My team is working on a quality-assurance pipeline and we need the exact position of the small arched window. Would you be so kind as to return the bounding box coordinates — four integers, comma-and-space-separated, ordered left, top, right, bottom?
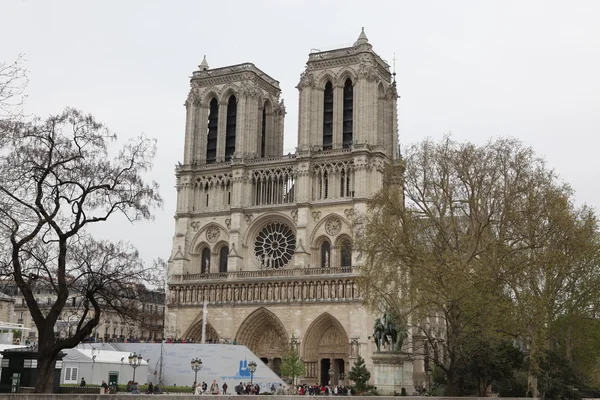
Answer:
323, 81, 333, 150
225, 95, 237, 161
321, 241, 331, 268
342, 78, 353, 148
341, 240, 352, 267
201, 248, 211, 274
219, 246, 229, 273
206, 98, 219, 163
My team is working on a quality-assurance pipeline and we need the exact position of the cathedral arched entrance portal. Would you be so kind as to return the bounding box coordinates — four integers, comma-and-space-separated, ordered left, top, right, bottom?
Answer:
302, 313, 350, 386
235, 308, 289, 376
182, 317, 220, 343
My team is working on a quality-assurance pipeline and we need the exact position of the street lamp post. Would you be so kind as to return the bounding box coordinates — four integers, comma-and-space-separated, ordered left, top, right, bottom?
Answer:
91, 355, 96, 384
128, 352, 143, 382
248, 361, 257, 385
191, 358, 203, 386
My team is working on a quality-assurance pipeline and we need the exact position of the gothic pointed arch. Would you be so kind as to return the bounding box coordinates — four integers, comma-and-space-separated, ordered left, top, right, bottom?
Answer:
199, 87, 220, 105
182, 314, 220, 342
219, 245, 229, 273
309, 213, 351, 245
260, 99, 273, 158
314, 235, 332, 268
190, 223, 229, 252
303, 312, 349, 359
302, 312, 350, 385
315, 70, 337, 88
201, 248, 211, 274
335, 234, 353, 268
225, 94, 237, 161
336, 68, 357, 87
206, 97, 219, 164
188, 241, 209, 274
235, 307, 289, 359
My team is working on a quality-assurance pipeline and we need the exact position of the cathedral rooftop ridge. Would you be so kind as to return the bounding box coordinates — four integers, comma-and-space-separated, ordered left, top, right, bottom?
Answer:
191, 62, 280, 90
307, 36, 390, 75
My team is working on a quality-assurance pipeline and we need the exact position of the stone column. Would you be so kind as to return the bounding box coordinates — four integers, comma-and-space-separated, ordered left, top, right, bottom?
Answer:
196, 104, 209, 164
333, 84, 343, 148
183, 96, 196, 165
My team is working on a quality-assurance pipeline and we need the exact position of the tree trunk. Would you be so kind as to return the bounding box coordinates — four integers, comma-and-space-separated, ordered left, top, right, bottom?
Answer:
445, 371, 461, 396
35, 340, 58, 393
565, 325, 573, 362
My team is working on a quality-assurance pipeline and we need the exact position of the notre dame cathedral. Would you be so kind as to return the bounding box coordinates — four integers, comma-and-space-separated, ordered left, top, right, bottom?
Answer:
165, 29, 414, 393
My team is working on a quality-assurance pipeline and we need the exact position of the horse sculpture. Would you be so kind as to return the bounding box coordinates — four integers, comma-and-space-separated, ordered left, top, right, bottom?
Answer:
373, 313, 408, 352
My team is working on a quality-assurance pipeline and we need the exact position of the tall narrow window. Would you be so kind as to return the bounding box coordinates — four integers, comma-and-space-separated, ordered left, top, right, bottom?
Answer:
321, 241, 331, 268
341, 240, 352, 267
260, 107, 267, 158
342, 79, 353, 148
225, 95, 237, 161
323, 81, 333, 150
219, 246, 229, 273
206, 98, 218, 163
201, 248, 211, 274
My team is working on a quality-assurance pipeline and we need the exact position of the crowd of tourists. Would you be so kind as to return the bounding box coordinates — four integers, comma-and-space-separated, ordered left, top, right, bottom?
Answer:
81, 336, 234, 344
296, 384, 353, 396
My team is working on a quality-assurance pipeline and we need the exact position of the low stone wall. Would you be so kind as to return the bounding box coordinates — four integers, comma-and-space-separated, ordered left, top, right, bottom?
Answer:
0, 396, 533, 400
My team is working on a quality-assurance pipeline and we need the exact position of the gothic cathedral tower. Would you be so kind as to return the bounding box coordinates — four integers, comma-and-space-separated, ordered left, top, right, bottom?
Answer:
166, 29, 407, 393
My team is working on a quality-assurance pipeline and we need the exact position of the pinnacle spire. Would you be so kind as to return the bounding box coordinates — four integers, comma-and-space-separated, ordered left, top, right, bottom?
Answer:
199, 55, 209, 71
355, 27, 369, 45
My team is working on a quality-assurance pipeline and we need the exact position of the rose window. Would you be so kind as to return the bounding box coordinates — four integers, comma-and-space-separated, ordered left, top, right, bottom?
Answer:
254, 222, 296, 269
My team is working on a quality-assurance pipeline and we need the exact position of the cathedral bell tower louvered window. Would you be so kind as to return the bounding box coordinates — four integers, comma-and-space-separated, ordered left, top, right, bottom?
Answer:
206, 98, 219, 164
323, 81, 333, 150
260, 107, 266, 158
342, 79, 353, 148
225, 95, 237, 161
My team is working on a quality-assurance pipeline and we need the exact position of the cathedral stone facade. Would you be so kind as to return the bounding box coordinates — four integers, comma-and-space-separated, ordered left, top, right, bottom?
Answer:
165, 29, 405, 389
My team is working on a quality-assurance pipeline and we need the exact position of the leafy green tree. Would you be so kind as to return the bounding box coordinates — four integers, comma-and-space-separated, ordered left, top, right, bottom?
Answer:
537, 349, 583, 400
355, 136, 600, 396
280, 346, 304, 386
348, 355, 372, 393
464, 338, 524, 396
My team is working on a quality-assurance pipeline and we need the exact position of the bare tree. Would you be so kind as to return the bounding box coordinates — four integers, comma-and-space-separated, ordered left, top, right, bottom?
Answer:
0, 108, 162, 392
0, 55, 28, 118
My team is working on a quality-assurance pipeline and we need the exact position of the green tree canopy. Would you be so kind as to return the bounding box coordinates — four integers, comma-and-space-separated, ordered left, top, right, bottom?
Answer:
355, 136, 600, 396
280, 346, 304, 386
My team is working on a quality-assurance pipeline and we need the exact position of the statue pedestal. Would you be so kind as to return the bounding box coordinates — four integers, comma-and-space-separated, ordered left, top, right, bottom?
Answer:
372, 352, 414, 395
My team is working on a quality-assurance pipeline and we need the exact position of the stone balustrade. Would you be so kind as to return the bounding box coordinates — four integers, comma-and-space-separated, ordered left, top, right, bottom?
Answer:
168, 270, 360, 306
170, 266, 357, 283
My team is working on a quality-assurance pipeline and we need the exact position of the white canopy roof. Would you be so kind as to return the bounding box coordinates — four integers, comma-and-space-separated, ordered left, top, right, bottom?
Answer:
63, 348, 149, 365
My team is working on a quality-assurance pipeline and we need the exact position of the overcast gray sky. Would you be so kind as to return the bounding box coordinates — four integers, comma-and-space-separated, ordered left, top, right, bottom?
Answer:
2, 0, 599, 266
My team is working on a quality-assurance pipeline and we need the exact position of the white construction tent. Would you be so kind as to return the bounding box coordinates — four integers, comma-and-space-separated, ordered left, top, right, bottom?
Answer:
61, 348, 148, 386
78, 342, 286, 391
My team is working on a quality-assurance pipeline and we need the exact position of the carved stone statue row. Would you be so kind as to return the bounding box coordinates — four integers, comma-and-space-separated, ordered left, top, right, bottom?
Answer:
170, 278, 361, 305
